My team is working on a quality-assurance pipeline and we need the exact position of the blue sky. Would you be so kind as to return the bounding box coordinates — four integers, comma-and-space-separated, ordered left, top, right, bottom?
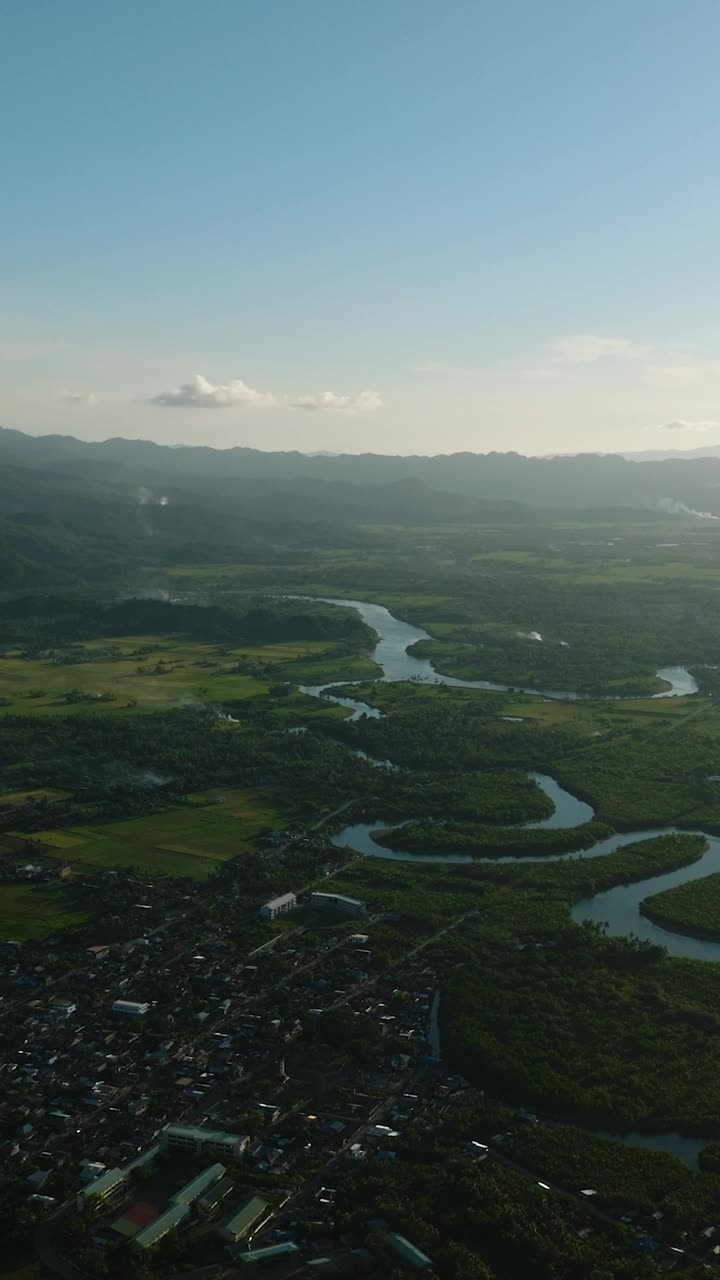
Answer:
3, 0, 720, 454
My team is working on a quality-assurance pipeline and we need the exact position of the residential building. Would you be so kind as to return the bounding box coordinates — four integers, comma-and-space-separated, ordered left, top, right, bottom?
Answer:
51, 998, 76, 1018
259, 892, 297, 921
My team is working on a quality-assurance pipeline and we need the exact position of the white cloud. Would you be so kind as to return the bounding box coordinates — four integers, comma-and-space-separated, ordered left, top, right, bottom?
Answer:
149, 374, 382, 413
61, 389, 97, 406
659, 419, 720, 432
290, 389, 382, 413
149, 373, 277, 409
548, 334, 650, 365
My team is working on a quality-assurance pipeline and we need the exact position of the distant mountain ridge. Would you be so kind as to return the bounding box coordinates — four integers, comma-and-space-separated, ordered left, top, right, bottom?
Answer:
5, 424, 720, 508
622, 443, 720, 461
2, 425, 720, 589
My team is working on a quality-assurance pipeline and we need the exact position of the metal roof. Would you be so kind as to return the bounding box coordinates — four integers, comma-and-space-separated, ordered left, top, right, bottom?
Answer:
134, 1203, 190, 1249
221, 1195, 270, 1241
171, 1162, 226, 1206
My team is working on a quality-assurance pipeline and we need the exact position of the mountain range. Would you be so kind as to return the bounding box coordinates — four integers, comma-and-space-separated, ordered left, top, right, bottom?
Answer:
3, 425, 720, 588
622, 443, 720, 461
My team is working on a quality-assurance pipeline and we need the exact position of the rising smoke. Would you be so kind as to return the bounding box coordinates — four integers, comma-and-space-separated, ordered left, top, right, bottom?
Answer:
657, 496, 720, 521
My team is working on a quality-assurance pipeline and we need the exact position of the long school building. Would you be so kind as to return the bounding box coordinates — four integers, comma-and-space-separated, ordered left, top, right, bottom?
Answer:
259, 892, 297, 921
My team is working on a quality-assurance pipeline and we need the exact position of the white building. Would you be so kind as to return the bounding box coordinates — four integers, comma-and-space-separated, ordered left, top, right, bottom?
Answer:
162, 1124, 249, 1162
259, 892, 297, 921
112, 999, 150, 1017
310, 892, 366, 917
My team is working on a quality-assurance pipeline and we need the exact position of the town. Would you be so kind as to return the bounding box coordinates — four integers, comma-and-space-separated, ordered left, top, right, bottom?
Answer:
2, 807, 719, 1280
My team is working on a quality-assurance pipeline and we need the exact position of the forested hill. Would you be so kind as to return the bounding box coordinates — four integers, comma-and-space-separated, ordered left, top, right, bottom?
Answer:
3, 424, 720, 588
5, 424, 720, 514
0, 441, 530, 589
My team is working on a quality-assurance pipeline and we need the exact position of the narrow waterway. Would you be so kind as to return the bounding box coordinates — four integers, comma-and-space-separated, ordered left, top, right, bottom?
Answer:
294, 595, 714, 956
331, 811, 720, 961
427, 991, 442, 1061
425, 985, 707, 1168
294, 594, 713, 1163
299, 596, 698, 705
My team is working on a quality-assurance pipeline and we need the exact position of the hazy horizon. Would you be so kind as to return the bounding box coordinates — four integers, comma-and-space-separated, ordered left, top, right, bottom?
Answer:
4, 1, 720, 456
8, 419, 720, 463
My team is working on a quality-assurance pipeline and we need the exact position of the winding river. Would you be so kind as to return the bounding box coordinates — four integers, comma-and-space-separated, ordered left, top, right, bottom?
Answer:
299, 596, 698, 706
295, 595, 715, 960
295, 596, 712, 1163
292, 599, 717, 962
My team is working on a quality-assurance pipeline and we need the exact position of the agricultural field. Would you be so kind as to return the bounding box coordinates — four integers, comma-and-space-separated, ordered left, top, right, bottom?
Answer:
0, 635, 376, 717
12, 788, 290, 880
0, 788, 69, 807
0, 883, 88, 941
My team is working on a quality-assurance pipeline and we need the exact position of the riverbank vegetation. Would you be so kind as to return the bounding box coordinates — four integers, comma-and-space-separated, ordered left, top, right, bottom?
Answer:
322, 680, 720, 831
641, 873, 720, 942
374, 817, 611, 857
441, 933, 720, 1133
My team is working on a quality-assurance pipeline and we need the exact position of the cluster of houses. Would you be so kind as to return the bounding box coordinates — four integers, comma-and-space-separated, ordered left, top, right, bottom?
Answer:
0, 862, 449, 1277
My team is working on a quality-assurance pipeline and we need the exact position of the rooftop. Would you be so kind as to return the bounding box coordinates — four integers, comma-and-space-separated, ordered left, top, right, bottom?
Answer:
134, 1202, 190, 1250
262, 893, 296, 909
221, 1195, 271, 1241
171, 1162, 226, 1206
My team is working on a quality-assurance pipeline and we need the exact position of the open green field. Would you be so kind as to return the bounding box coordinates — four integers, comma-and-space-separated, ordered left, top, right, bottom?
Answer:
0, 787, 69, 806
17, 788, 289, 879
501, 691, 713, 733
0, 635, 376, 716
326, 675, 717, 736
0, 883, 88, 940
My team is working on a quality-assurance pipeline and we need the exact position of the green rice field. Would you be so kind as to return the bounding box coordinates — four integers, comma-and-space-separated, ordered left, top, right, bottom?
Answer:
10, 788, 289, 880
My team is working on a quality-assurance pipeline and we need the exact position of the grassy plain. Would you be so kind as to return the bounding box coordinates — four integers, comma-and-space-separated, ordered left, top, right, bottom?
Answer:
0, 635, 377, 717
0, 883, 88, 940
13, 788, 290, 881
0, 788, 69, 806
